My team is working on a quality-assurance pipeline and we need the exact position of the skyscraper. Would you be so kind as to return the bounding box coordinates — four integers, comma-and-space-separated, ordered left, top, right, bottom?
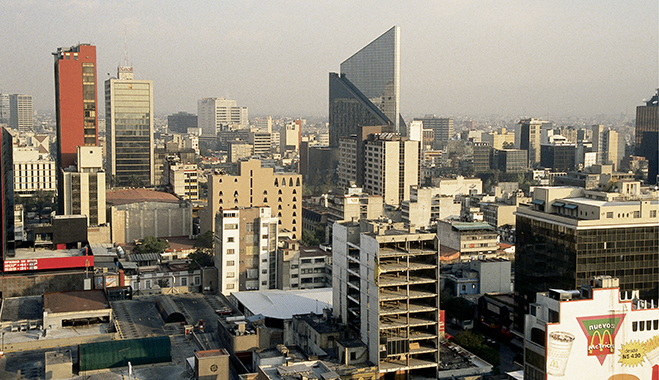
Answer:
53, 44, 98, 170
105, 66, 155, 186
9, 94, 33, 132
329, 26, 403, 147
635, 90, 658, 184
414, 116, 454, 148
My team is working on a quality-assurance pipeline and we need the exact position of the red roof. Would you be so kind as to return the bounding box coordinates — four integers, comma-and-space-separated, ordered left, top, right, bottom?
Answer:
107, 188, 180, 206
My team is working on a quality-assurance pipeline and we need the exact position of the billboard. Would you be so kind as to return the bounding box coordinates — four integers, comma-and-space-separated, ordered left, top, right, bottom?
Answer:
546, 288, 659, 379
4, 255, 94, 272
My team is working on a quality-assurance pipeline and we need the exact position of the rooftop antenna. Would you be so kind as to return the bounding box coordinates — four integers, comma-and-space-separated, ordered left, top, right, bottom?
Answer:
123, 25, 128, 66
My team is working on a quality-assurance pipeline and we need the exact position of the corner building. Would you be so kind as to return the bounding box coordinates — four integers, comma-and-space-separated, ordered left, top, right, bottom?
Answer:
514, 184, 659, 331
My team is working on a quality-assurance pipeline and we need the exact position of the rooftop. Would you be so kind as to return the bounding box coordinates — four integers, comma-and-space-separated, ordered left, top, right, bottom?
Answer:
107, 188, 180, 206
231, 288, 332, 320
451, 222, 495, 231
43, 290, 109, 314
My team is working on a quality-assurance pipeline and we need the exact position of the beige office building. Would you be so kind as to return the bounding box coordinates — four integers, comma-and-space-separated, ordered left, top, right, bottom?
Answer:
200, 159, 302, 240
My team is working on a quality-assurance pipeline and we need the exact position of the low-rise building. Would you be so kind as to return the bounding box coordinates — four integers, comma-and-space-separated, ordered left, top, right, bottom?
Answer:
436, 221, 499, 261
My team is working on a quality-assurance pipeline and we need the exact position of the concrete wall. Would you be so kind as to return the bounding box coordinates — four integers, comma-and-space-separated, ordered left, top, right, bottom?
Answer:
110, 202, 192, 243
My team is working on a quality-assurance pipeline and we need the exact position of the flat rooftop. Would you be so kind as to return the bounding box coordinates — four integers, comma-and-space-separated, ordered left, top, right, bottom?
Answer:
0, 296, 43, 322
107, 188, 180, 206
231, 288, 332, 320
11, 247, 87, 260
43, 290, 110, 314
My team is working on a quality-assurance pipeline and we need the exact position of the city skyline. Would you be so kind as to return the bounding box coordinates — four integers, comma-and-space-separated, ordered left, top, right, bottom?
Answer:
1, 1, 657, 119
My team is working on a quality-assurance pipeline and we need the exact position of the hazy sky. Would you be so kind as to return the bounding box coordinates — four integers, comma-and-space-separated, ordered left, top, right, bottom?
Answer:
1, 0, 657, 119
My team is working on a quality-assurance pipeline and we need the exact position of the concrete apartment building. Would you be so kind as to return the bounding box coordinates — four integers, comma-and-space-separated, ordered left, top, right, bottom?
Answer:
277, 240, 332, 290
363, 133, 420, 207
214, 206, 278, 295
8, 94, 33, 132
227, 141, 252, 163
201, 159, 302, 240
514, 182, 659, 330
481, 128, 515, 150
333, 220, 441, 378
436, 221, 499, 261
248, 131, 272, 157
519, 118, 550, 166
167, 161, 198, 200
60, 146, 106, 226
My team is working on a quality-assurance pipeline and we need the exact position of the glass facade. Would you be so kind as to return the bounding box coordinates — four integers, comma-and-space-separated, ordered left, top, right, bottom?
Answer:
329, 26, 402, 147
514, 215, 659, 330
105, 78, 154, 186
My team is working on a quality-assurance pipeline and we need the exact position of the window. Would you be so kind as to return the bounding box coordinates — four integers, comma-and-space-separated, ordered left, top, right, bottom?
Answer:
225, 224, 238, 230
227, 237, 235, 243
634, 211, 641, 218
607, 212, 613, 218
145, 280, 152, 289
262, 281, 267, 285
226, 260, 235, 266
194, 277, 200, 285
301, 259, 312, 264
227, 272, 235, 278
315, 258, 325, 263
292, 274, 298, 278
262, 269, 268, 274
226, 284, 234, 289
651, 210, 657, 218
181, 277, 188, 286
227, 249, 235, 255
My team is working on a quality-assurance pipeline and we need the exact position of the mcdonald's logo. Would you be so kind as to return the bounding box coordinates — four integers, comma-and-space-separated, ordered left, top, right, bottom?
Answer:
588, 330, 614, 356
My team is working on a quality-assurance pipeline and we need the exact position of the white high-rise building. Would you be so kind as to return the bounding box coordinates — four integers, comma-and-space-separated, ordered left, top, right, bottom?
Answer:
197, 97, 248, 136
363, 133, 420, 206
592, 125, 619, 170
105, 66, 154, 186
61, 146, 106, 226
9, 95, 33, 132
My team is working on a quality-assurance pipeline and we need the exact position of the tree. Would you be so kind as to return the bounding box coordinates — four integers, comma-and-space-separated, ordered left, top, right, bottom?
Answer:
442, 296, 476, 322
133, 236, 170, 254
189, 230, 214, 271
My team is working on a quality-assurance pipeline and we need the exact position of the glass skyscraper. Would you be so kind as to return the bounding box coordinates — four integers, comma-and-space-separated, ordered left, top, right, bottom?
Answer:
329, 26, 403, 147
105, 66, 154, 186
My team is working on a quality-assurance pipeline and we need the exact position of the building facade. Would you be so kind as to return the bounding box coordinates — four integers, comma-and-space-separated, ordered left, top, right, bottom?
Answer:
333, 221, 440, 378
61, 146, 106, 226
635, 90, 658, 184
9, 94, 33, 132
12, 147, 56, 197
168, 161, 198, 200
514, 184, 659, 330
167, 111, 197, 134
519, 118, 546, 167
201, 159, 302, 240
363, 133, 419, 207
197, 98, 248, 136
214, 207, 278, 295
329, 26, 402, 147
54, 44, 98, 170
105, 66, 154, 186
1, 127, 14, 265
414, 116, 453, 148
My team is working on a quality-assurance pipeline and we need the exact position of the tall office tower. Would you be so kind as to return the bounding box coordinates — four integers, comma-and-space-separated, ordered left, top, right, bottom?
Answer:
167, 111, 197, 134
214, 206, 278, 295
472, 142, 492, 173
1, 127, 14, 263
61, 146, 106, 226
635, 90, 658, 184
105, 66, 155, 186
200, 159, 301, 240
53, 44, 98, 170
540, 143, 576, 171
197, 97, 248, 136
514, 184, 659, 331
519, 118, 546, 167
333, 220, 440, 377
329, 26, 402, 147
414, 116, 454, 148
9, 95, 33, 132
591, 125, 619, 169
363, 133, 419, 206
0, 95, 9, 125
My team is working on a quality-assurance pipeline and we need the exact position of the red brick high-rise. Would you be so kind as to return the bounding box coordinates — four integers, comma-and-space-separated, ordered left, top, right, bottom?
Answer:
53, 44, 98, 170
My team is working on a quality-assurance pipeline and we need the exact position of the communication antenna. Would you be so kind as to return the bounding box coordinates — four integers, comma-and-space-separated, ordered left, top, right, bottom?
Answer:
123, 25, 128, 67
